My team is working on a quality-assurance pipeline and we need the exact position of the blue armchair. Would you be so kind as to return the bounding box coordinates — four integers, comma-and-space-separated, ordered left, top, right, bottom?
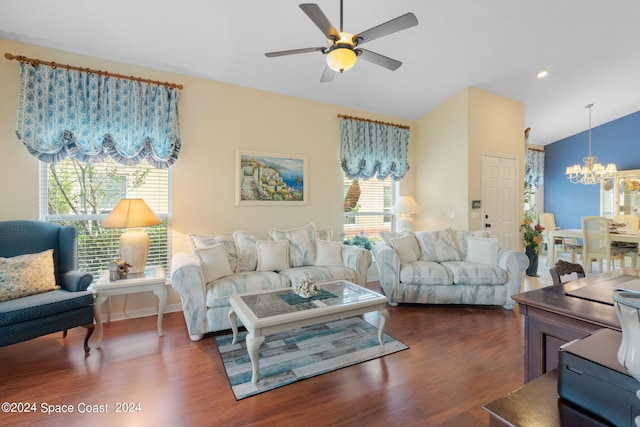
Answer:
0, 220, 95, 352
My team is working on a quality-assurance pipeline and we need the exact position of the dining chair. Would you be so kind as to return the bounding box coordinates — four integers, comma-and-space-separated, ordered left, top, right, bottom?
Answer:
540, 213, 581, 265
582, 216, 636, 273
549, 260, 585, 286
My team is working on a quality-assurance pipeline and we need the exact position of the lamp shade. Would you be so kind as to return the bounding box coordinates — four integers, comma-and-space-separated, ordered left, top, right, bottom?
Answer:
102, 199, 161, 274
102, 198, 161, 229
391, 196, 421, 214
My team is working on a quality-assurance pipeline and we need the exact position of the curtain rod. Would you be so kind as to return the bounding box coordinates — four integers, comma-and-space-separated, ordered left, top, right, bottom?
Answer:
4, 52, 183, 90
528, 147, 544, 153
337, 114, 410, 130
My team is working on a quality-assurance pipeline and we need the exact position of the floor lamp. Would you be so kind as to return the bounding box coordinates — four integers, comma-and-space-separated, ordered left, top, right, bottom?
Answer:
102, 198, 161, 274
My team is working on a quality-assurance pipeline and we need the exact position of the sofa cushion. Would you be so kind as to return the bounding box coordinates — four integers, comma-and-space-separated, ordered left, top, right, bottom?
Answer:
279, 265, 356, 286
233, 231, 272, 272
316, 227, 333, 241
256, 240, 290, 272
415, 229, 463, 262
205, 271, 289, 308
0, 289, 93, 326
465, 237, 499, 266
269, 223, 317, 267
0, 249, 60, 302
193, 244, 234, 283
188, 233, 239, 273
391, 235, 420, 263
315, 240, 343, 266
441, 261, 507, 286
399, 261, 453, 286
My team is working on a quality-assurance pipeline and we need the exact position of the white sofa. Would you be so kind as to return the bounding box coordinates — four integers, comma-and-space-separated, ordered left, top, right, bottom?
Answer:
372, 229, 528, 309
170, 223, 372, 340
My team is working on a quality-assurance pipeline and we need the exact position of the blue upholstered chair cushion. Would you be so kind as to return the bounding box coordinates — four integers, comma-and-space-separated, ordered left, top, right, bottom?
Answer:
0, 289, 93, 327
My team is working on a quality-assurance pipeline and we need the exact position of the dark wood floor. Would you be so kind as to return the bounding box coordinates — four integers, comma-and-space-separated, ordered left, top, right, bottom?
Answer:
0, 283, 526, 427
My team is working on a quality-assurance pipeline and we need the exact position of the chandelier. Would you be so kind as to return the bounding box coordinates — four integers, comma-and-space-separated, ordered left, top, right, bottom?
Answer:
565, 103, 617, 185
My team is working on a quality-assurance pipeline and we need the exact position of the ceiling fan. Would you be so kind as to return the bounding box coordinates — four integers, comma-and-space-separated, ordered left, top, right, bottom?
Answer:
265, 1, 419, 82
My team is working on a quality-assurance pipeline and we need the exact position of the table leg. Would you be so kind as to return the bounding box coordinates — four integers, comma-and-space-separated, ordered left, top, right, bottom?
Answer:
377, 307, 390, 346
153, 284, 167, 336
105, 296, 112, 324
228, 309, 238, 345
93, 293, 108, 349
247, 332, 265, 384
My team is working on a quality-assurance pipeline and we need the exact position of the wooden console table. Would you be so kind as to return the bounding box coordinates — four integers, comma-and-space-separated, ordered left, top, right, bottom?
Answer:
511, 269, 640, 382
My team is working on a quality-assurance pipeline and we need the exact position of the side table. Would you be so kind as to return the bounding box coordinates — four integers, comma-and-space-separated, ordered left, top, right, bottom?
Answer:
88, 265, 167, 348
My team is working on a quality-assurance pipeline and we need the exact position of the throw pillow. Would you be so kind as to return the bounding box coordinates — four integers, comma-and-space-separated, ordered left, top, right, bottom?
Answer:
256, 240, 290, 272
188, 233, 239, 273
465, 237, 499, 266
390, 235, 419, 263
193, 244, 234, 283
269, 223, 317, 267
380, 230, 421, 260
315, 240, 343, 265
233, 230, 271, 272
415, 229, 463, 262
0, 249, 59, 302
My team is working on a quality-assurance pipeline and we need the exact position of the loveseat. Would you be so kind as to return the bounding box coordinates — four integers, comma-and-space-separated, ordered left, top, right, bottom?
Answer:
372, 229, 528, 309
0, 220, 95, 352
170, 223, 372, 340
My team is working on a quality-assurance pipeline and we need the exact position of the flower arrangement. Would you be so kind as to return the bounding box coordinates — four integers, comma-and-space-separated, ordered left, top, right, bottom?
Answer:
293, 276, 319, 298
342, 233, 372, 250
520, 219, 545, 254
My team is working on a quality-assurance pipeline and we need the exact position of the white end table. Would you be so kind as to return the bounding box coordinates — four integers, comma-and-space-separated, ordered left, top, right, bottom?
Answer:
88, 266, 167, 348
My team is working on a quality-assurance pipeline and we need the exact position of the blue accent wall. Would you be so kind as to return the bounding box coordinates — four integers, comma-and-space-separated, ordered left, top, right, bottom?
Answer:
545, 111, 640, 229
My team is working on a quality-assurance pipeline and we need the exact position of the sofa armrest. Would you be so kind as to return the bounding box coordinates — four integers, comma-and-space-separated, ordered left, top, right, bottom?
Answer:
170, 252, 208, 341
341, 245, 372, 286
61, 270, 94, 292
371, 242, 400, 305
497, 248, 529, 309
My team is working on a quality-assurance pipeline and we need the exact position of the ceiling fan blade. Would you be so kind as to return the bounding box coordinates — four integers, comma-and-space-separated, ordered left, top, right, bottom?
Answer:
352, 12, 418, 45
320, 65, 336, 83
265, 47, 326, 58
357, 49, 402, 71
299, 3, 340, 41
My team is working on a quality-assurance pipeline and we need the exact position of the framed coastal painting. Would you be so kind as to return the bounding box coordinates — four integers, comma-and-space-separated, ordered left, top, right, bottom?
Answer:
235, 150, 308, 206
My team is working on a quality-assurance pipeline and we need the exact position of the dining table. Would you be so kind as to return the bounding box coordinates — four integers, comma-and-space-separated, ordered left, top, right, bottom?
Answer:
547, 228, 640, 269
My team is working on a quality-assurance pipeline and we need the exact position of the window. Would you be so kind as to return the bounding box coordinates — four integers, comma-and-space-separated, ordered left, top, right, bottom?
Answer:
40, 158, 171, 277
343, 176, 396, 242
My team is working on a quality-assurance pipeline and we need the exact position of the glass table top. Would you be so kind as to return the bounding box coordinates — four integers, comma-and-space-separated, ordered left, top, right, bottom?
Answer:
239, 281, 384, 319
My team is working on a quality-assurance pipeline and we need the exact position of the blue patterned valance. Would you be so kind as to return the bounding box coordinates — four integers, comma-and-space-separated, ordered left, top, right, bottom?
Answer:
15, 62, 181, 169
525, 148, 544, 187
340, 118, 410, 181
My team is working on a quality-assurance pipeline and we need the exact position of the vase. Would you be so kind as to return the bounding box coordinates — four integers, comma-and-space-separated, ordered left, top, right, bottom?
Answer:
525, 246, 539, 277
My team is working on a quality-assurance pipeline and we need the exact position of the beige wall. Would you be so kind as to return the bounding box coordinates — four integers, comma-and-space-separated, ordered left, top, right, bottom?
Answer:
0, 38, 417, 316
0, 38, 524, 318
413, 87, 525, 233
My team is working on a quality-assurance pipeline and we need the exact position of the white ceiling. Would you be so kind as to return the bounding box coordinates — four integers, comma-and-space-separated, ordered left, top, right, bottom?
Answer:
1, 0, 640, 146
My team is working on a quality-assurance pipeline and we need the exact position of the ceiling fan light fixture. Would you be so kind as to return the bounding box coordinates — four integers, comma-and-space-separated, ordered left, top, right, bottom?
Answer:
327, 47, 356, 73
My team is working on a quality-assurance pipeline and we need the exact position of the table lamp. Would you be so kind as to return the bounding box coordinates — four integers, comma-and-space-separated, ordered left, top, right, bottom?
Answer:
102, 198, 161, 274
391, 196, 421, 232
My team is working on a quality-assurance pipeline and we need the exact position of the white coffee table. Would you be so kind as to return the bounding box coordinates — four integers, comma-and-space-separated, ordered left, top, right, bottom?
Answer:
228, 280, 389, 383
89, 265, 167, 348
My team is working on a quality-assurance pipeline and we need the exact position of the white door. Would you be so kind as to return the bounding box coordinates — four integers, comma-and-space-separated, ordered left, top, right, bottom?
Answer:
482, 153, 519, 250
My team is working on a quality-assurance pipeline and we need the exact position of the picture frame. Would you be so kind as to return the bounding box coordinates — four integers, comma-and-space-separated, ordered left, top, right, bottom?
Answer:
235, 150, 308, 206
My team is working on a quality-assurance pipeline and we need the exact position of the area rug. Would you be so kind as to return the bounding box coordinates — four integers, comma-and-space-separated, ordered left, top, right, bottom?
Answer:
215, 316, 408, 400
